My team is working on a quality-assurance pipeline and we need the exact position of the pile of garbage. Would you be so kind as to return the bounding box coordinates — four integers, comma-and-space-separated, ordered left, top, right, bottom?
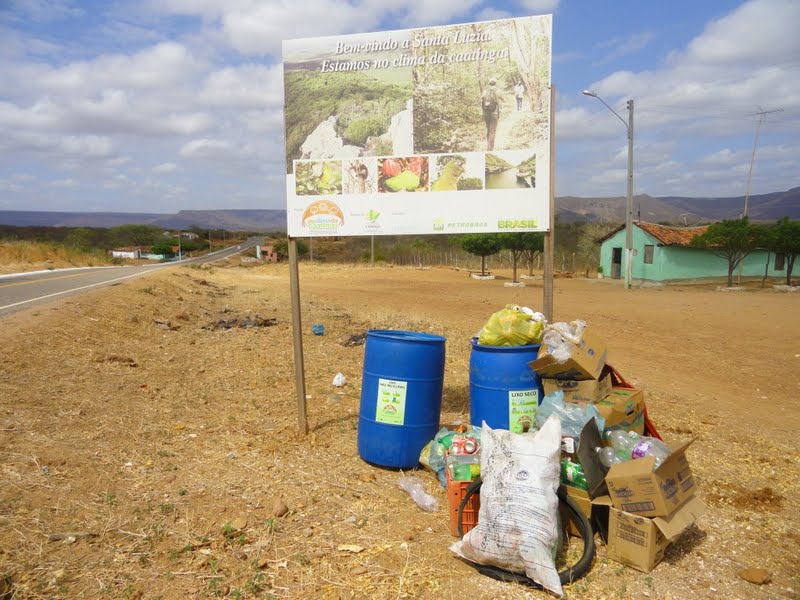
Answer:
401, 307, 705, 594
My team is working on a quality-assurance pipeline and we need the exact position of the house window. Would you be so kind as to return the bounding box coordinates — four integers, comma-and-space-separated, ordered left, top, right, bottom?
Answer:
644, 244, 654, 264
775, 253, 785, 271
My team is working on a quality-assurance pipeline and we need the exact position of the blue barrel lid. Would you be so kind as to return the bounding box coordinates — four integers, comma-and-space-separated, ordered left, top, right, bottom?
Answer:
368, 329, 446, 343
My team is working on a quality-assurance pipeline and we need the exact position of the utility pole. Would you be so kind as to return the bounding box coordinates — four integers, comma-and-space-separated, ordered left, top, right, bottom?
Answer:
625, 99, 634, 290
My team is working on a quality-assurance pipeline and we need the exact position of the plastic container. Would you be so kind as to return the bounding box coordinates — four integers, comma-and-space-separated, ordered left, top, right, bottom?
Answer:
469, 339, 544, 432
358, 330, 446, 468
446, 466, 480, 537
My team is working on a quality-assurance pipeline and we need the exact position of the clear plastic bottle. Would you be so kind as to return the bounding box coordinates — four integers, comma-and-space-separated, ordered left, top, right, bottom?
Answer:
595, 446, 622, 468
606, 430, 671, 469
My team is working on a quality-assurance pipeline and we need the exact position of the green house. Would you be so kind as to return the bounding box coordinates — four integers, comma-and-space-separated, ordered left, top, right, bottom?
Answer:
598, 222, 787, 283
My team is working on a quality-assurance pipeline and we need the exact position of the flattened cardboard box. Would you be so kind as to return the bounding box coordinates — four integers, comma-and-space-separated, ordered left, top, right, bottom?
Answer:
593, 386, 645, 435
559, 484, 592, 538
543, 372, 612, 404
529, 327, 608, 380
605, 439, 696, 517
596, 495, 706, 572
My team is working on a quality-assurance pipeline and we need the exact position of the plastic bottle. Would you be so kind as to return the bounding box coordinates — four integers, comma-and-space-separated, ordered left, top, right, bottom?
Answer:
560, 460, 588, 490
595, 446, 622, 468
606, 430, 671, 469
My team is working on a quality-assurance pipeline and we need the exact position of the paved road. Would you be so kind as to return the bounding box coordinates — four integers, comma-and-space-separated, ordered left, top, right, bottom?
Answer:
0, 238, 264, 318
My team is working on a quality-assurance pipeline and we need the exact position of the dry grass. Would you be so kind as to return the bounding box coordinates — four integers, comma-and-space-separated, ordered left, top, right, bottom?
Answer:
0, 260, 798, 599
0, 241, 119, 274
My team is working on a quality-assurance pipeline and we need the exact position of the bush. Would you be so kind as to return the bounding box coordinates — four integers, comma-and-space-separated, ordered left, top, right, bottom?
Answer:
457, 177, 483, 190
344, 116, 387, 146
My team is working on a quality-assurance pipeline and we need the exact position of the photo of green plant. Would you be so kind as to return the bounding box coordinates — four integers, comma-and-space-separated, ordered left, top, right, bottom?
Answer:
294, 160, 343, 196
412, 17, 551, 154
283, 32, 414, 174
430, 154, 484, 191
485, 151, 536, 189
377, 157, 429, 192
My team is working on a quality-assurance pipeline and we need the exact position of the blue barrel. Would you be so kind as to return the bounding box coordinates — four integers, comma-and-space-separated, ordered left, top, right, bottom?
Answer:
469, 339, 544, 433
358, 330, 446, 468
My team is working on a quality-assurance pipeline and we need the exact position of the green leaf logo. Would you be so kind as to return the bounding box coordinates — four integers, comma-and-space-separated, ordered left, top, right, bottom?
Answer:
367, 209, 380, 223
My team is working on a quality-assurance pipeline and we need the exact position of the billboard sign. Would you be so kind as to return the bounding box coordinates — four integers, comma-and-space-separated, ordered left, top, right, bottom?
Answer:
283, 15, 552, 237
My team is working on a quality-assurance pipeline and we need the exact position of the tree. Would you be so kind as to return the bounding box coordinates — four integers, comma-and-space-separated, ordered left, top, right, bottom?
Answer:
150, 242, 174, 257
576, 221, 618, 277
460, 234, 501, 275
771, 217, 800, 285
690, 218, 760, 287
499, 232, 544, 283
411, 238, 434, 267
273, 238, 308, 261
109, 225, 163, 248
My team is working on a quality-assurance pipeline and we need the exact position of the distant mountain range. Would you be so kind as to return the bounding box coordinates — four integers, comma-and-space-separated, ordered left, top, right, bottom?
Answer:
1, 188, 797, 231
0, 209, 287, 231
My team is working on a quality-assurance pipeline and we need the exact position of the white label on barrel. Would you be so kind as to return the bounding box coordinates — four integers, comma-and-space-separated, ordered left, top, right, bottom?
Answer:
508, 389, 538, 434
376, 378, 407, 425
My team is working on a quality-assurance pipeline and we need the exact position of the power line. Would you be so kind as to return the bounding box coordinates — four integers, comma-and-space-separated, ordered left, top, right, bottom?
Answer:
743, 107, 783, 217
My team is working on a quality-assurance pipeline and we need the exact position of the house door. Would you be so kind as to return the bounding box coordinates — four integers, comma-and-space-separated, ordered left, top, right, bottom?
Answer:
611, 247, 622, 279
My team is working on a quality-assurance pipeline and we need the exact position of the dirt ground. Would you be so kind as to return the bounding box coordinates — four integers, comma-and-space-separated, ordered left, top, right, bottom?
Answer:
0, 260, 798, 599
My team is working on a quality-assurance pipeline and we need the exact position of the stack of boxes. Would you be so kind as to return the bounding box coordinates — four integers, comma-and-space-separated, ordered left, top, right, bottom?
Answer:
530, 326, 705, 572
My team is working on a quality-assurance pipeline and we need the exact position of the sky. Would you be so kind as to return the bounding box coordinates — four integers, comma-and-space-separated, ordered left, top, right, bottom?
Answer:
0, 0, 798, 213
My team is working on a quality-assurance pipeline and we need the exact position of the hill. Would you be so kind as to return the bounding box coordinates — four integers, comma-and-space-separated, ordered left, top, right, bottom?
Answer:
0, 209, 287, 231
0, 187, 797, 230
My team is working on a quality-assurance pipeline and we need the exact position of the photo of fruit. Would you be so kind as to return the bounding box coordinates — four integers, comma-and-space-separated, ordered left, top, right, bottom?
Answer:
294, 160, 343, 196
377, 157, 429, 193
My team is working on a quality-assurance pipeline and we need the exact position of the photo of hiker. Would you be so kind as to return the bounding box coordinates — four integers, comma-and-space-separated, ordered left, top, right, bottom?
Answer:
481, 78, 501, 150
514, 80, 525, 111
411, 16, 551, 154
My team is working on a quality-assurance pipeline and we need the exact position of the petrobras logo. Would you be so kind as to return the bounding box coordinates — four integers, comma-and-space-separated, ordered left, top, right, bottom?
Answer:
432, 220, 445, 231
302, 200, 344, 232
498, 218, 538, 229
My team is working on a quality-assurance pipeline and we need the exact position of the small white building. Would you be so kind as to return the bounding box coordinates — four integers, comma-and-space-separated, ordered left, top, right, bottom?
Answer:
110, 247, 142, 259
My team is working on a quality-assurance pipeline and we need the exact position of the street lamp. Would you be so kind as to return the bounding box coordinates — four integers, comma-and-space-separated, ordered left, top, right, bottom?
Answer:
583, 90, 634, 289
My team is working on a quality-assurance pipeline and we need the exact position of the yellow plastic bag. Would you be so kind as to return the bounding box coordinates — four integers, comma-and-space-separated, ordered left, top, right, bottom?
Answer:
478, 304, 545, 346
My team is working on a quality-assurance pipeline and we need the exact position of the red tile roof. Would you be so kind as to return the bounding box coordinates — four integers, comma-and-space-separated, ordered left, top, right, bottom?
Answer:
636, 222, 709, 246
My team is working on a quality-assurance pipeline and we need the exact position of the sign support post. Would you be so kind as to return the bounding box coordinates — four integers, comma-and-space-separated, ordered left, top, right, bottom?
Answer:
288, 237, 308, 434
543, 85, 555, 322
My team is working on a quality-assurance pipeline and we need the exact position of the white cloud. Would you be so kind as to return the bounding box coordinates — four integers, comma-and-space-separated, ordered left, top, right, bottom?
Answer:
700, 148, 737, 165
519, 0, 560, 13
38, 42, 200, 94
50, 178, 79, 188
153, 162, 179, 173
179, 138, 233, 158
199, 64, 283, 108
595, 32, 654, 63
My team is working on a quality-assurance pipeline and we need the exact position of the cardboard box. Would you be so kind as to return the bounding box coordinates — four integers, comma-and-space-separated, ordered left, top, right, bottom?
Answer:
593, 386, 645, 435
529, 328, 608, 380
560, 484, 593, 538
543, 371, 612, 404
597, 495, 706, 572
605, 439, 696, 517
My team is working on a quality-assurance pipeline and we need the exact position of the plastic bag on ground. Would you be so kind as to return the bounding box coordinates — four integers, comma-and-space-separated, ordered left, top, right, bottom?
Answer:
541, 320, 586, 363
535, 390, 605, 438
450, 416, 564, 597
397, 474, 439, 512
477, 304, 545, 346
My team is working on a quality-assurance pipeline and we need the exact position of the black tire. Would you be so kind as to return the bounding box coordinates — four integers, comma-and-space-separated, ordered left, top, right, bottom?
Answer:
456, 477, 595, 587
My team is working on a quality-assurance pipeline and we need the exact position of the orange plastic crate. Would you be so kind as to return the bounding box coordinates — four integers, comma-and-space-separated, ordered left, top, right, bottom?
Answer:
446, 467, 480, 537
